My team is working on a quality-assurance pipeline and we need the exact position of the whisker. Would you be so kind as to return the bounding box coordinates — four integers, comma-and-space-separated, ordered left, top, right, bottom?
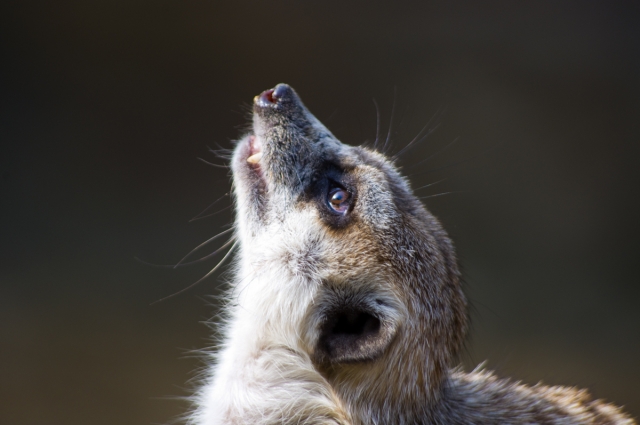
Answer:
174, 237, 236, 267
394, 123, 441, 161
197, 157, 229, 169
189, 204, 232, 222
150, 240, 239, 305
134, 234, 236, 269
413, 178, 448, 191
393, 105, 446, 160
418, 191, 464, 200
372, 98, 381, 151
408, 136, 460, 170
174, 228, 235, 268
326, 107, 341, 123
394, 103, 411, 142
207, 144, 233, 160
383, 86, 397, 154
189, 192, 230, 222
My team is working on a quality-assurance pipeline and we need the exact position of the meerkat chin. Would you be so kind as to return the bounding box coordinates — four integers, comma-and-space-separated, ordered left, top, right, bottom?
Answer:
189, 84, 635, 425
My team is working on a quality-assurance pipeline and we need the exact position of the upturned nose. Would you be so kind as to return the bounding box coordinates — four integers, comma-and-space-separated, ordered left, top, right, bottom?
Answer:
254, 83, 294, 108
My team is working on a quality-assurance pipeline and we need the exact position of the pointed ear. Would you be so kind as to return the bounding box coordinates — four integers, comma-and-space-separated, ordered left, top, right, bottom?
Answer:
309, 289, 404, 364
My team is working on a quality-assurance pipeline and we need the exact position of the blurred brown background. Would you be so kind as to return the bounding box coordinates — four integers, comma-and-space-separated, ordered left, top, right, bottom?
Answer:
1, 1, 639, 424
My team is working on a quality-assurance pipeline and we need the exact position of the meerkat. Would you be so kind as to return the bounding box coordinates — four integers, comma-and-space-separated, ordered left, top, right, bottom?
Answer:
189, 84, 634, 425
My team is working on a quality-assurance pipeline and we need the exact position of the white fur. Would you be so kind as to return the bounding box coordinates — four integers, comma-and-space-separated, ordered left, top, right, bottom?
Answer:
191, 206, 350, 424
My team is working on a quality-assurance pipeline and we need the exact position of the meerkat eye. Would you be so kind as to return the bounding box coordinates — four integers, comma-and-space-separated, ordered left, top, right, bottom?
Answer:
328, 187, 350, 214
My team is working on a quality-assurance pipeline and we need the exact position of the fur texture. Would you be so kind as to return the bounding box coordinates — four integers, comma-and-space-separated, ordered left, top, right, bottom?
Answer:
189, 84, 634, 424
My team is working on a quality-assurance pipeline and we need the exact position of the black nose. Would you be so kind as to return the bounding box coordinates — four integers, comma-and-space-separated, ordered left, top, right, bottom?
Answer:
272, 83, 290, 99
254, 83, 292, 108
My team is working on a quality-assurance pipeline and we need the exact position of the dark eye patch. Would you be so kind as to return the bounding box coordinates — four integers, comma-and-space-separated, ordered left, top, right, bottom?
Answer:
304, 161, 356, 228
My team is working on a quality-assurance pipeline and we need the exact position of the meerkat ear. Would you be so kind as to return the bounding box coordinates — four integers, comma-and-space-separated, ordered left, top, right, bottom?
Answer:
313, 298, 401, 364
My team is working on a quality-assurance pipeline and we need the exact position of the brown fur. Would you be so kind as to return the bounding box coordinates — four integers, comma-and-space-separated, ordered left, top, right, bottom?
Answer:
190, 84, 635, 425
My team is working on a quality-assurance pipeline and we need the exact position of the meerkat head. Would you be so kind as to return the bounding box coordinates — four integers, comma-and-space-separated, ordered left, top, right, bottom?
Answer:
231, 84, 467, 419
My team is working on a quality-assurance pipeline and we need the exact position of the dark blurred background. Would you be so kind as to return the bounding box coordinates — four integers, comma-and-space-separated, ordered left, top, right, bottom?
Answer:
1, 1, 639, 424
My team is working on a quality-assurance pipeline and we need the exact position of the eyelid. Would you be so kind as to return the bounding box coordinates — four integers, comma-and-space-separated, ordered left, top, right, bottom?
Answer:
328, 178, 345, 189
